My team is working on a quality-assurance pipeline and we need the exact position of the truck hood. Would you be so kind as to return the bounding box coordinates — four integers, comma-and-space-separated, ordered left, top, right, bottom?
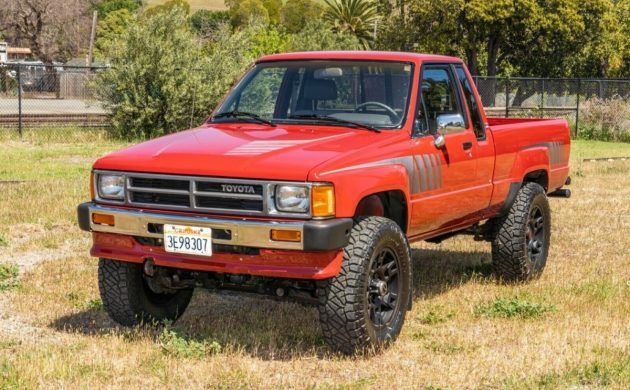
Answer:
93, 123, 391, 181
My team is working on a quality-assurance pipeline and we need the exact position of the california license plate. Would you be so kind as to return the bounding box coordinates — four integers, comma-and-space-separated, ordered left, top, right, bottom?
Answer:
164, 224, 212, 257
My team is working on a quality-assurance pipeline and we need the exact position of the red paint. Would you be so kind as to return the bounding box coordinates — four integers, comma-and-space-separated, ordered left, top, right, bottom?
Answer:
91, 232, 343, 279
88, 52, 570, 280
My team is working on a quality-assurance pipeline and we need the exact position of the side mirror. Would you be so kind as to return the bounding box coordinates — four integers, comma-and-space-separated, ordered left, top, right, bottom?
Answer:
433, 133, 445, 149
436, 113, 465, 134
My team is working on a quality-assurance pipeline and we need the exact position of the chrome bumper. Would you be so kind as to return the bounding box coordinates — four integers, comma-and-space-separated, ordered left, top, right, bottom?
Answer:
77, 203, 352, 251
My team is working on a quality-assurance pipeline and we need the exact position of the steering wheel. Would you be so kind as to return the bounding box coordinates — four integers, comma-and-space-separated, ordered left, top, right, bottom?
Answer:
354, 101, 399, 121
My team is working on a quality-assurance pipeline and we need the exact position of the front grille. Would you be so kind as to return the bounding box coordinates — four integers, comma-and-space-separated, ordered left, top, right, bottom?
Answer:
131, 192, 190, 207
131, 177, 189, 191
125, 173, 267, 216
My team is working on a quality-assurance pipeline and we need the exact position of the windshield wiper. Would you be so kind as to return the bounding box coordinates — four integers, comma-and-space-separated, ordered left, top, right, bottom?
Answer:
211, 111, 276, 127
288, 114, 381, 133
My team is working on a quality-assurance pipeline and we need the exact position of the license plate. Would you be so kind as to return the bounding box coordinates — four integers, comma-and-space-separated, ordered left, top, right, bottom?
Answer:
164, 224, 212, 257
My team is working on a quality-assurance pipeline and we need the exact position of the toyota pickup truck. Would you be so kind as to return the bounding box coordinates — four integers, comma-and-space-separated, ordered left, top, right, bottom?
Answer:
77, 51, 571, 354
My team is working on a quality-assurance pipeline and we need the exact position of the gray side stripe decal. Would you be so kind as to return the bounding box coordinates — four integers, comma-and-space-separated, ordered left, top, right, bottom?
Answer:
526, 141, 564, 166
423, 154, 434, 191
320, 153, 444, 195
415, 155, 427, 192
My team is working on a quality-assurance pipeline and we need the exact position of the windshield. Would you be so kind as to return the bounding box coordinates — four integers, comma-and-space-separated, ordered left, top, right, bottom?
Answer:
213, 60, 414, 128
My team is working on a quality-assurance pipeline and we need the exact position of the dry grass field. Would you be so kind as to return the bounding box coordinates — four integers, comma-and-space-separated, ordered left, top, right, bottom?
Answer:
0, 134, 628, 389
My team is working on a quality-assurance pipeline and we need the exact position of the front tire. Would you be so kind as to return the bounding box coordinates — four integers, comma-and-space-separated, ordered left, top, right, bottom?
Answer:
491, 182, 551, 282
317, 217, 411, 355
98, 258, 193, 326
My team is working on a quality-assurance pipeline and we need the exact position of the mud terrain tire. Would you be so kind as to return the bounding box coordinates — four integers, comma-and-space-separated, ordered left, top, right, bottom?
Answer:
491, 182, 551, 282
317, 217, 412, 355
98, 258, 193, 326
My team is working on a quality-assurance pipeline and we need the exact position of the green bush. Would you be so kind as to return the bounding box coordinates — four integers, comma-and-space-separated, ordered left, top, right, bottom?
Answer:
190, 9, 230, 37
577, 97, 630, 142
96, 6, 220, 139
0, 262, 19, 292
158, 326, 222, 358
289, 20, 361, 51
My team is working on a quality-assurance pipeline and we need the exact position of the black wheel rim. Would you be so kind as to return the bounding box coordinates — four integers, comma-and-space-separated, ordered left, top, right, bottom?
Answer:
367, 247, 401, 329
526, 205, 545, 265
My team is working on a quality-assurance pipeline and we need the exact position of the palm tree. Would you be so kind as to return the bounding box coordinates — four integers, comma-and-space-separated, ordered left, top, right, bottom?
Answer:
323, 0, 379, 48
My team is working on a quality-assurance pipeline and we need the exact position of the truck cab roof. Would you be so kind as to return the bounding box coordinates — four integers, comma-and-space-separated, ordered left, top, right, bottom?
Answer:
257, 51, 464, 64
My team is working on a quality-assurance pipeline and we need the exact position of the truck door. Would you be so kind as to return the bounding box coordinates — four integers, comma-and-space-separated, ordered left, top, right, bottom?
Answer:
408, 64, 490, 236
453, 64, 494, 210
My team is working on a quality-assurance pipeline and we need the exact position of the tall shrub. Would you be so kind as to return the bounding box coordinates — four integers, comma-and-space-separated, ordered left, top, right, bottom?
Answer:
96, 7, 214, 139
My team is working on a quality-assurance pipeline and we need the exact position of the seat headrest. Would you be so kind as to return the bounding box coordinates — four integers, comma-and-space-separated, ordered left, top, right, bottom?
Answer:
302, 78, 338, 101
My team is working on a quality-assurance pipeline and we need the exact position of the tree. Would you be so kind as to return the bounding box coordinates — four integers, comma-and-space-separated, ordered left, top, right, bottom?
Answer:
378, 0, 622, 78
261, 0, 282, 24
0, 0, 91, 64
190, 9, 230, 38
280, 0, 324, 33
230, 0, 270, 26
323, 0, 379, 48
289, 19, 361, 51
96, 6, 212, 138
95, 0, 143, 18
95, 8, 135, 59
144, 0, 191, 16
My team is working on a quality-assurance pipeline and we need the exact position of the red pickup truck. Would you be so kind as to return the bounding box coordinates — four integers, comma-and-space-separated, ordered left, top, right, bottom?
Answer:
78, 51, 571, 354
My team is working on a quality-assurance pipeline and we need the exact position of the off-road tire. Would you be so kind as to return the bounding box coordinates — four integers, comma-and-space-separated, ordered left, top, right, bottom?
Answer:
317, 217, 412, 355
98, 258, 193, 326
491, 182, 551, 282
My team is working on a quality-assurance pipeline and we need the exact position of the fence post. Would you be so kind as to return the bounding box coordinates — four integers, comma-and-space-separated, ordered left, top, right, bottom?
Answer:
17, 65, 23, 138
575, 79, 581, 138
505, 77, 510, 118
540, 78, 545, 112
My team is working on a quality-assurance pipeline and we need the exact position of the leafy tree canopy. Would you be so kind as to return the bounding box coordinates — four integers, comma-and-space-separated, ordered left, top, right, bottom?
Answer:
281, 0, 324, 33
96, 0, 143, 17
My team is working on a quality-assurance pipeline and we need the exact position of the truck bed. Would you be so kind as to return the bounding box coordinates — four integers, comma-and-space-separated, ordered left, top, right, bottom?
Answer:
487, 117, 571, 208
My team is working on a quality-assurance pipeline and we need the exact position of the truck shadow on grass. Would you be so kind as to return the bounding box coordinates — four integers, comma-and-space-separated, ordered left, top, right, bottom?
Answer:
48, 247, 493, 359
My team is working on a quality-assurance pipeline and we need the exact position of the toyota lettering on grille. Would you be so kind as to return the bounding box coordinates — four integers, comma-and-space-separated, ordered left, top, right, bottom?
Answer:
221, 184, 256, 194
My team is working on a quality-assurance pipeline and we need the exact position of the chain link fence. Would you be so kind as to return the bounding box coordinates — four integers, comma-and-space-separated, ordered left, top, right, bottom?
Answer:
473, 76, 630, 141
0, 63, 110, 142
1, 64, 629, 142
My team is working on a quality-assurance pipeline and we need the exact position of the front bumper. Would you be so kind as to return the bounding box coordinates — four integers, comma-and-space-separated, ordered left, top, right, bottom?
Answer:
77, 202, 352, 252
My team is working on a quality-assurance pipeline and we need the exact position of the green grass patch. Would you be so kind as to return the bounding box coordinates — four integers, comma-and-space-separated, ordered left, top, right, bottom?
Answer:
505, 353, 630, 389
158, 325, 222, 359
474, 297, 555, 319
570, 280, 625, 301
0, 262, 19, 292
417, 309, 454, 325
571, 140, 630, 160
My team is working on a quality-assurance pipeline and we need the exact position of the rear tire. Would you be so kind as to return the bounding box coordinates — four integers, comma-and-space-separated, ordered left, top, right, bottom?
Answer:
491, 182, 551, 282
317, 217, 411, 355
98, 258, 193, 326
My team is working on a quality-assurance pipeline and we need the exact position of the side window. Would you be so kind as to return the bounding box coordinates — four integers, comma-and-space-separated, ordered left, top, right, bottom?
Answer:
416, 66, 463, 134
455, 65, 485, 139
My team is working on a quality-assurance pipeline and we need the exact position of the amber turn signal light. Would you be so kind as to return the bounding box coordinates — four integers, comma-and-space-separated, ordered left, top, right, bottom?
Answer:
312, 185, 335, 217
92, 213, 115, 226
270, 229, 302, 242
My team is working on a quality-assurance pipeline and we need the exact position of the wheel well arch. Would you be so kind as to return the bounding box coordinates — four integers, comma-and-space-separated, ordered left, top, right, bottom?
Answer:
354, 190, 408, 233
523, 169, 549, 190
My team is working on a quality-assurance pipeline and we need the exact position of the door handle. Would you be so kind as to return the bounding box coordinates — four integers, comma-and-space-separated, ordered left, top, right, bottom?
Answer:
462, 141, 473, 150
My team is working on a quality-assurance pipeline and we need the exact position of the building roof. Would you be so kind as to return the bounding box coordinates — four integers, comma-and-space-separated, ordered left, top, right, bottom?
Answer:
257, 51, 463, 64
7, 47, 31, 55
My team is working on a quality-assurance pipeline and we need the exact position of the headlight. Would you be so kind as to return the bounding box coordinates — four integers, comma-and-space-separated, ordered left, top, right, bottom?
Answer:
97, 174, 125, 200
275, 185, 309, 213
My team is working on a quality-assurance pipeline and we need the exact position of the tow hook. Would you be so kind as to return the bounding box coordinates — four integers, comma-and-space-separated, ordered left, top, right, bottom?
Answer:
143, 258, 156, 276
